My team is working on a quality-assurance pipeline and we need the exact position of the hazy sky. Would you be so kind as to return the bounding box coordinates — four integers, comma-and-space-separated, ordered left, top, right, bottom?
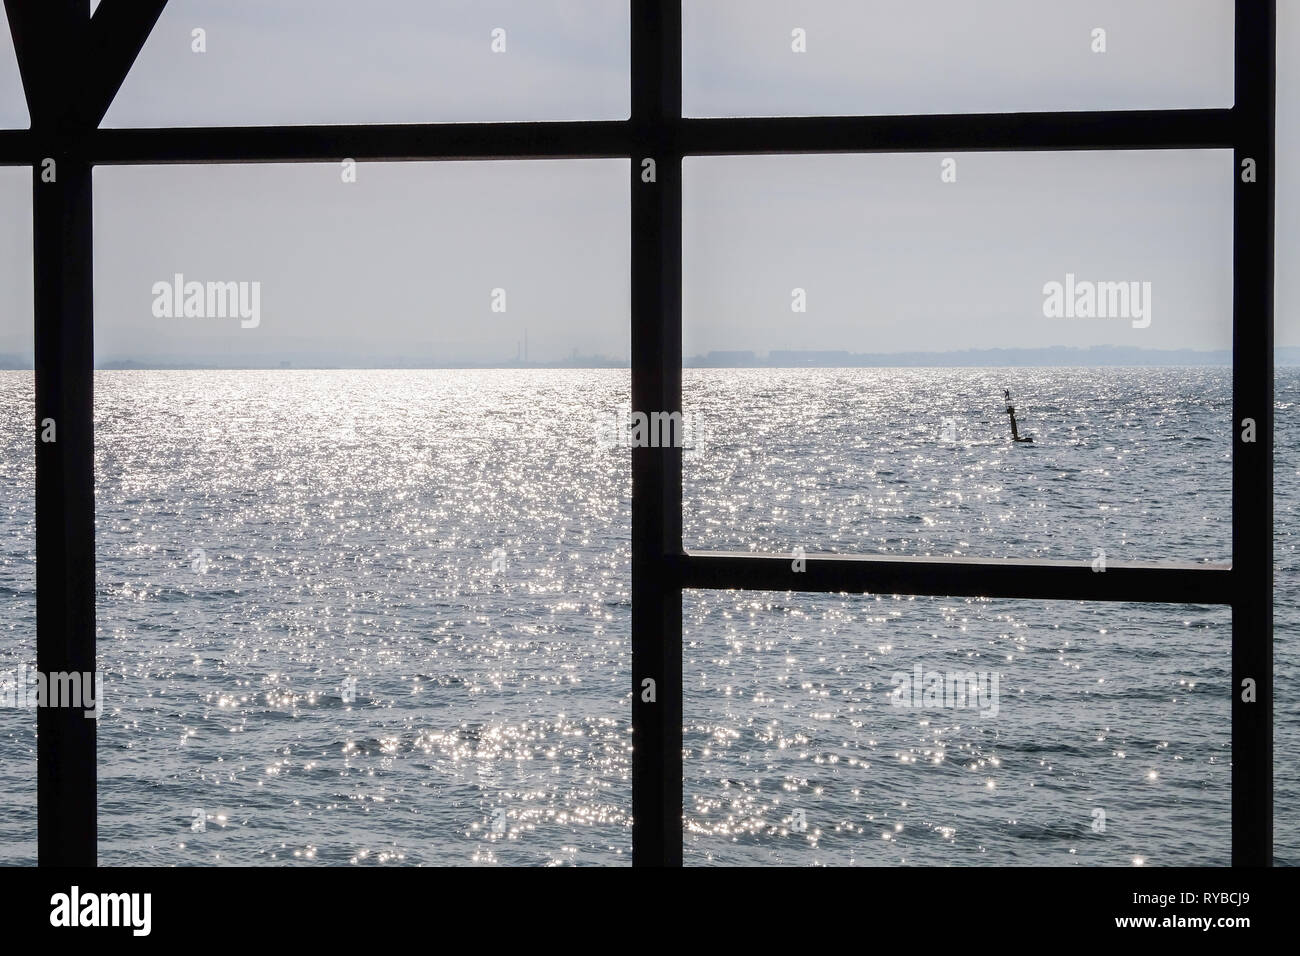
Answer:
92, 160, 630, 366
0, 0, 1297, 363
683, 0, 1234, 117
103, 0, 630, 127
684, 149, 1232, 355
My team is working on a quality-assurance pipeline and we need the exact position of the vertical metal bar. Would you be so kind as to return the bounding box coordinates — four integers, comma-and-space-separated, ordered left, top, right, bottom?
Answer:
630, 0, 683, 866
24, 0, 97, 867
1232, 0, 1274, 867
34, 154, 96, 866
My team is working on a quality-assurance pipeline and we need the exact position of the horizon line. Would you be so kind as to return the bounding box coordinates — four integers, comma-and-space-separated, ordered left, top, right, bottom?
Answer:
4, 344, 1300, 371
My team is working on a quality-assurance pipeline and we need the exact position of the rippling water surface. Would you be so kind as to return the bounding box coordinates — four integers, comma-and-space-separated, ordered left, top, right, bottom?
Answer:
0, 367, 1296, 865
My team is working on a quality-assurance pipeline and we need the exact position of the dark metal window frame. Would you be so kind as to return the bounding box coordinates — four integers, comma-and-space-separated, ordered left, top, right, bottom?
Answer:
0, 1, 1274, 867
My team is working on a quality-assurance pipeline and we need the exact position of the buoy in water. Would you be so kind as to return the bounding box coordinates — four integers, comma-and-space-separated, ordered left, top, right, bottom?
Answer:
1004, 389, 1034, 443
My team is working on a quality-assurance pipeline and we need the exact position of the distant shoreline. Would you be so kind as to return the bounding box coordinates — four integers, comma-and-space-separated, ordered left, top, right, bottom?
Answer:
2, 345, 1298, 370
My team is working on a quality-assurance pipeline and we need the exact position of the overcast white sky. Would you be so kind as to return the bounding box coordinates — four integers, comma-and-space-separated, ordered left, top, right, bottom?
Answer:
0, 0, 1296, 363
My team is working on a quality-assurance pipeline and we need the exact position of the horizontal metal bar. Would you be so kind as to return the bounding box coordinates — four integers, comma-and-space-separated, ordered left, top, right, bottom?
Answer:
681, 109, 1238, 154
678, 550, 1234, 605
80, 121, 630, 164
0, 129, 28, 163
0, 107, 1244, 166
0, 122, 599, 167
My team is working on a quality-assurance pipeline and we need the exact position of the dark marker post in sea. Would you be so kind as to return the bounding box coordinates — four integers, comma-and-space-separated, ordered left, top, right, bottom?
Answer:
1004, 389, 1034, 443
